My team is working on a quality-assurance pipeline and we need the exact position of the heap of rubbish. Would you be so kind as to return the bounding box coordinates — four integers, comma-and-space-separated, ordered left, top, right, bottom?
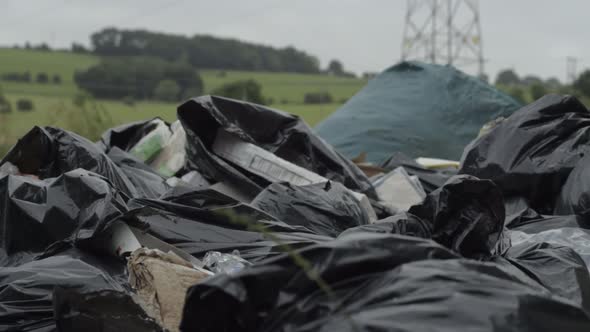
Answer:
2, 62, 590, 331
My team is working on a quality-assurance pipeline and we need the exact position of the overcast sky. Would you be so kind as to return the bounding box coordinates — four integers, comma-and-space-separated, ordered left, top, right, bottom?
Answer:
1, 0, 587, 82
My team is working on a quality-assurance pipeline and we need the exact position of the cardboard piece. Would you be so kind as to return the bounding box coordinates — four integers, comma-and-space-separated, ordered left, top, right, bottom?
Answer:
128, 248, 212, 332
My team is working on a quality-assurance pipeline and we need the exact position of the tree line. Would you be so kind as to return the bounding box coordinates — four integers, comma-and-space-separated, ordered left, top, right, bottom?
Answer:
74, 57, 203, 100
89, 28, 321, 74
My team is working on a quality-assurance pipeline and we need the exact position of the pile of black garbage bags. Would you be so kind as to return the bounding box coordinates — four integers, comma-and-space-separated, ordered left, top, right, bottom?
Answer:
3, 94, 590, 331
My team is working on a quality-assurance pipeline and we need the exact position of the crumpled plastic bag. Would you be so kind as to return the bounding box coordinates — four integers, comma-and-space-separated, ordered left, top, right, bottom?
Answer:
0, 247, 132, 331
177, 95, 377, 199
554, 153, 590, 215
107, 147, 170, 199
251, 182, 371, 237
126, 190, 332, 262
460, 94, 590, 213
1, 126, 137, 197
0, 169, 127, 262
180, 232, 590, 332
407, 175, 507, 258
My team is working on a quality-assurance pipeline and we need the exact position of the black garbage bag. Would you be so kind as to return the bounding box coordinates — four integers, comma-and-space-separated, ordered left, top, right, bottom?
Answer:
1, 126, 136, 196
251, 182, 370, 237
339, 175, 506, 258
509, 213, 589, 233
181, 233, 590, 332
555, 153, 590, 215
55, 289, 163, 332
177, 95, 376, 199
338, 212, 431, 239
494, 241, 590, 312
504, 196, 543, 228
379, 152, 457, 193
460, 94, 590, 213
407, 175, 506, 258
507, 212, 590, 271
97, 118, 165, 153
0, 169, 127, 264
0, 249, 130, 331
126, 193, 332, 262
107, 147, 170, 199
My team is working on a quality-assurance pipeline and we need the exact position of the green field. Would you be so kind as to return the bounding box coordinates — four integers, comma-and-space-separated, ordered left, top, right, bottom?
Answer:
0, 48, 366, 102
0, 48, 366, 154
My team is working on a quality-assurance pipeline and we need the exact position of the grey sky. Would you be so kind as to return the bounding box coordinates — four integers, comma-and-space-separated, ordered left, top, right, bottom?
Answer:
1, 0, 586, 82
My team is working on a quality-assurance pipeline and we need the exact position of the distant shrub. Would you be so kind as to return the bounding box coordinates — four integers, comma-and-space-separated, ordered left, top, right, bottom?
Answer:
530, 83, 547, 101
123, 96, 135, 106
304, 91, 333, 104
0, 98, 11, 113
71, 42, 88, 54
36, 72, 49, 84
75, 57, 203, 100
73, 93, 89, 108
1, 71, 31, 83
217, 71, 227, 78
154, 79, 181, 102
266, 97, 274, 105
339, 98, 348, 104
52, 74, 62, 84
16, 99, 34, 112
281, 98, 289, 105
508, 87, 526, 104
211, 80, 266, 104
180, 85, 205, 100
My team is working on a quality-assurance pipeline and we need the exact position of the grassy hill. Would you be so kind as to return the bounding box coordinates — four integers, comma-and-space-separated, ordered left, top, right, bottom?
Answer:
0, 48, 367, 155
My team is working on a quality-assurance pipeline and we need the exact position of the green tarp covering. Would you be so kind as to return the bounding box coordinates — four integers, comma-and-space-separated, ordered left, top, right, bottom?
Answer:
315, 61, 521, 162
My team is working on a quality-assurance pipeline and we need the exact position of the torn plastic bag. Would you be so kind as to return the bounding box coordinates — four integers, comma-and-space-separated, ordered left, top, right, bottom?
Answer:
54, 289, 163, 332
107, 147, 170, 199
380, 152, 456, 193
177, 95, 376, 199
406, 175, 507, 258
0, 161, 19, 177
128, 119, 171, 163
150, 120, 187, 177
555, 153, 590, 215
251, 182, 371, 237
315, 61, 521, 162
202, 250, 251, 274
0, 169, 127, 262
126, 194, 332, 262
1, 126, 137, 197
460, 94, 590, 213
181, 232, 590, 332
373, 167, 426, 211
494, 241, 590, 312
0, 250, 129, 331
97, 118, 167, 153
